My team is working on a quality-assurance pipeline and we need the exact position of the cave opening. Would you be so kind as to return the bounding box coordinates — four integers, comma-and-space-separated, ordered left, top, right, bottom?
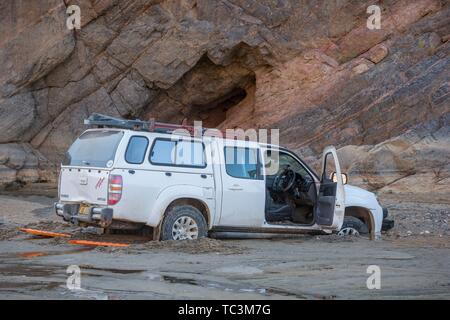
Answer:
142, 54, 257, 129
190, 85, 250, 128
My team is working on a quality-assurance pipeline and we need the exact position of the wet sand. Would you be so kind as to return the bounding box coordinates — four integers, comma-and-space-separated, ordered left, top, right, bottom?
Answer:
0, 194, 449, 299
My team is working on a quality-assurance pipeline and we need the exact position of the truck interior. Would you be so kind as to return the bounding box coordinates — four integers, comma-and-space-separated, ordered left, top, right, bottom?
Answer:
264, 150, 317, 225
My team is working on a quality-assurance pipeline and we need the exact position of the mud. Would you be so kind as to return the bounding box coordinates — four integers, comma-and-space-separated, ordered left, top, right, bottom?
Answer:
0, 194, 449, 299
0, 227, 21, 241
131, 238, 246, 255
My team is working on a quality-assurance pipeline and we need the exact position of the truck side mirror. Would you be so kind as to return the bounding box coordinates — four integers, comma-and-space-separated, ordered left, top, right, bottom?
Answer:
331, 172, 348, 185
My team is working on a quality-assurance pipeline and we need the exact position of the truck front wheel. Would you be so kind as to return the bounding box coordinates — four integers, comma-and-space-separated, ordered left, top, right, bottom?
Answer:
161, 205, 208, 241
338, 216, 369, 236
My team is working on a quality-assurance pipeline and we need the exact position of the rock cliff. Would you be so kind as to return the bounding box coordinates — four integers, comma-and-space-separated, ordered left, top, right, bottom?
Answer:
0, 0, 449, 197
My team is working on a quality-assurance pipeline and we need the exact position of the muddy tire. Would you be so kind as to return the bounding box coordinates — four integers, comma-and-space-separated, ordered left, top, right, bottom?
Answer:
338, 216, 369, 236
161, 205, 207, 241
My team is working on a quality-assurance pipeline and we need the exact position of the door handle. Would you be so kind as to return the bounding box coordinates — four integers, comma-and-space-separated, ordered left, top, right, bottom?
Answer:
228, 184, 243, 191
128, 170, 135, 174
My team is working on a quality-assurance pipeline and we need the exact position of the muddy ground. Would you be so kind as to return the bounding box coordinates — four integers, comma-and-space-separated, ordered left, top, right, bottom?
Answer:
0, 189, 449, 300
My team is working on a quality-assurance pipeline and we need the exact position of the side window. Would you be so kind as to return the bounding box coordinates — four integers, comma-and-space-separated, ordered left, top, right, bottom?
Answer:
224, 147, 261, 180
176, 140, 205, 167
125, 136, 149, 164
265, 151, 308, 177
149, 138, 206, 168
150, 139, 176, 165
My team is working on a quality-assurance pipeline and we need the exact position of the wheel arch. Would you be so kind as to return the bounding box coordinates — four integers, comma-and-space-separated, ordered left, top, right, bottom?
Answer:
344, 206, 376, 240
163, 198, 211, 227
146, 185, 213, 239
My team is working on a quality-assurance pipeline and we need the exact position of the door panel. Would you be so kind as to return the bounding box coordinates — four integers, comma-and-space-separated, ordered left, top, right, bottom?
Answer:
314, 147, 345, 228
218, 141, 265, 227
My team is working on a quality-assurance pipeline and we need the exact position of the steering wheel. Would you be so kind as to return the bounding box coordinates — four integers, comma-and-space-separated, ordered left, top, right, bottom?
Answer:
273, 167, 296, 193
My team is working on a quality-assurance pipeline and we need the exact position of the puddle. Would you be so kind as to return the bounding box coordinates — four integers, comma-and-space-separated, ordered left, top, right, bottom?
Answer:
163, 275, 198, 285
62, 287, 109, 300
160, 274, 310, 299
14, 247, 93, 259
0, 281, 62, 291
215, 266, 264, 275
79, 265, 145, 274
162, 274, 267, 295
0, 263, 61, 277
16, 251, 48, 258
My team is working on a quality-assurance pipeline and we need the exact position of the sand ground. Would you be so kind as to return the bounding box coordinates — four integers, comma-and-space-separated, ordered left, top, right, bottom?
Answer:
0, 191, 448, 300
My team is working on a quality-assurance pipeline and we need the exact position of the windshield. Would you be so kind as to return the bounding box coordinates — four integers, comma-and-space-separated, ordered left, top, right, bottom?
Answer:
63, 130, 124, 167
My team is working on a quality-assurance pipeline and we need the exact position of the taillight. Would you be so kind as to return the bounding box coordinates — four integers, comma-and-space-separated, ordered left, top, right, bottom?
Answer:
108, 174, 122, 205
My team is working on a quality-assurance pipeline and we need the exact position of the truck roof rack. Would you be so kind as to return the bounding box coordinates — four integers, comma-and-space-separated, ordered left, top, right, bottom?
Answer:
84, 113, 218, 137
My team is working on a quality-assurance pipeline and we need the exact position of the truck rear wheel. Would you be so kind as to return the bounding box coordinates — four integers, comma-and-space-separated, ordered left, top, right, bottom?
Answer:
161, 205, 207, 241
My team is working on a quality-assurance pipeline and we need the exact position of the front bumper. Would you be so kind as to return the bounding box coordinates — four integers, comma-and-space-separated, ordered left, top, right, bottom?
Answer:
54, 202, 113, 228
381, 207, 394, 231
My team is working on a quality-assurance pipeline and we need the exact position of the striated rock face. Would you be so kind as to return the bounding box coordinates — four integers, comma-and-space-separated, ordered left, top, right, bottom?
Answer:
0, 0, 449, 196
336, 115, 450, 198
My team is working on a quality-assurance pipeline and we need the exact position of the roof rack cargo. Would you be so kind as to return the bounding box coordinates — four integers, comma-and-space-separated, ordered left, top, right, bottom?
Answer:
84, 113, 219, 137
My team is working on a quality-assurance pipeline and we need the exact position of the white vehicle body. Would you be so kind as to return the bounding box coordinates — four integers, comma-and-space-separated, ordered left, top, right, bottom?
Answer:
56, 126, 390, 240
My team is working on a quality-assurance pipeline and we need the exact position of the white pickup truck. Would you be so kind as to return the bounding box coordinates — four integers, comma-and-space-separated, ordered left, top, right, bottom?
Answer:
55, 114, 393, 240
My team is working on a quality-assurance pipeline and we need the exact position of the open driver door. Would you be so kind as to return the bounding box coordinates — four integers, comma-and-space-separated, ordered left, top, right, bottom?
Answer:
314, 146, 345, 229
